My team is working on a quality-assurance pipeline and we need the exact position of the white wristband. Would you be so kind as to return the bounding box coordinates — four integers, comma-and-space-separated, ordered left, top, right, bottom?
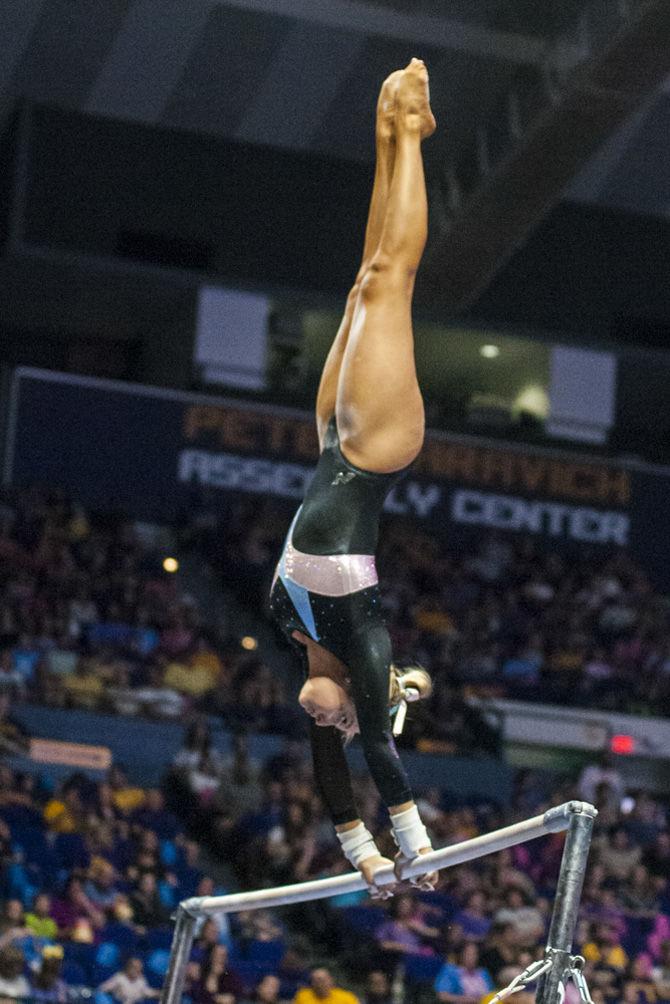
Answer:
390, 806, 431, 859
337, 822, 379, 868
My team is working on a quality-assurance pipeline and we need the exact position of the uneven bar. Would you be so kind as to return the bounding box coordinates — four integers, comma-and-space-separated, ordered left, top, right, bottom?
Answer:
180, 800, 592, 916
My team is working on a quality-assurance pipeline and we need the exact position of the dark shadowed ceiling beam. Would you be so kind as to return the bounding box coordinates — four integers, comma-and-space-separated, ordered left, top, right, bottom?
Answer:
417, 1, 670, 316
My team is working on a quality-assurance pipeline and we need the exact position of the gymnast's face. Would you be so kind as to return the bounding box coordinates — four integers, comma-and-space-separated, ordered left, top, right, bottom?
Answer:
298, 676, 359, 734
293, 630, 359, 734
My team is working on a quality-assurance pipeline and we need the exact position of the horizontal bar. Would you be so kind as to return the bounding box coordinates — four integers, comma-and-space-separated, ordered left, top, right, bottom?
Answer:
182, 801, 596, 916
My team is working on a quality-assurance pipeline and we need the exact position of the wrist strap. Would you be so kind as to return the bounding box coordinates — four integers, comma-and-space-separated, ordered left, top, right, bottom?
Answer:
337, 822, 379, 868
390, 805, 431, 859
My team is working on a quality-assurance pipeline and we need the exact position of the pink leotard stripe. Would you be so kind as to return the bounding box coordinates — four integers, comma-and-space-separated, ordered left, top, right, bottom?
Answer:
278, 538, 378, 597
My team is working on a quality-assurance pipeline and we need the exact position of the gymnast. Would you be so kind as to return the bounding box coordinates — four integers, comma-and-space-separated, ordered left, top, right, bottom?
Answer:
270, 59, 437, 896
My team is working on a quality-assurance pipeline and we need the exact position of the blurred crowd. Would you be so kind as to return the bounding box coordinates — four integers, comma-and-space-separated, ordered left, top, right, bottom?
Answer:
0, 485, 668, 765
204, 498, 670, 729
163, 735, 670, 1004
0, 731, 668, 1004
0, 755, 229, 1004
0, 486, 298, 738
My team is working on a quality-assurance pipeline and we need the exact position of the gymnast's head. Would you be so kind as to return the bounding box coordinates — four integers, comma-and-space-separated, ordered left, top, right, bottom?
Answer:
292, 629, 432, 739
292, 629, 359, 737
298, 674, 359, 737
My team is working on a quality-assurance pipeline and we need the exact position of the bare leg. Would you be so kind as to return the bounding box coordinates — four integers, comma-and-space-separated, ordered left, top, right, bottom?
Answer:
314, 71, 402, 448
336, 59, 435, 474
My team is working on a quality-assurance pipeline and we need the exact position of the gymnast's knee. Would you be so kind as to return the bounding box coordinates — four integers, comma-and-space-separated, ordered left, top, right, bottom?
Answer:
359, 254, 414, 303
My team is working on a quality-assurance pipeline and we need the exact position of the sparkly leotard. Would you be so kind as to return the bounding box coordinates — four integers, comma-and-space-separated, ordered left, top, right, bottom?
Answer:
270, 418, 412, 825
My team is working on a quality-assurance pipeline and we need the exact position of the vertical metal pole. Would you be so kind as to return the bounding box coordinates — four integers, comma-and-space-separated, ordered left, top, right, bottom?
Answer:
536, 804, 596, 1004
161, 905, 199, 1004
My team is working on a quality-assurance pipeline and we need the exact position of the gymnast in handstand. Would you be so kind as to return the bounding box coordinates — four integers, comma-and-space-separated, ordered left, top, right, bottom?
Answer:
270, 59, 437, 894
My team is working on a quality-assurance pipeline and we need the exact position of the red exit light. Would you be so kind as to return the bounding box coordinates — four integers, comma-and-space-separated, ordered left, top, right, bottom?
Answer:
610, 734, 635, 755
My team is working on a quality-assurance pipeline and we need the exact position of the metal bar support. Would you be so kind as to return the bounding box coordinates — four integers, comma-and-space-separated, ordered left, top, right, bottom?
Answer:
161, 904, 198, 1004
536, 802, 597, 1004
160, 802, 596, 1004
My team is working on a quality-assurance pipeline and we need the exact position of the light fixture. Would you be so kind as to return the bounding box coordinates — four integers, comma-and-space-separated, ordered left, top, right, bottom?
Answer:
162, 557, 179, 573
241, 636, 258, 651
480, 344, 500, 359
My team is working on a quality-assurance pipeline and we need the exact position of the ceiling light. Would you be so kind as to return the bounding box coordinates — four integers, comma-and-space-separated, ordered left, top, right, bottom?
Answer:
480, 344, 500, 359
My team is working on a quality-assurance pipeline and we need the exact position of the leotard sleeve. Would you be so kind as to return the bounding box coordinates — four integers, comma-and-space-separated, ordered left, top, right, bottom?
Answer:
345, 620, 413, 810
309, 720, 357, 826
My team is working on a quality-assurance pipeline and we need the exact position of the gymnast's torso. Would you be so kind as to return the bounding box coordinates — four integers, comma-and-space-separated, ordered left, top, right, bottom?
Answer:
269, 417, 405, 664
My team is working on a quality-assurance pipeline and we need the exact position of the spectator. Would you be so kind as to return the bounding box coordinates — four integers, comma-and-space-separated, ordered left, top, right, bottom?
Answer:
127, 829, 164, 881
108, 765, 145, 816
43, 781, 85, 834
192, 944, 244, 1004
493, 889, 545, 948
0, 649, 25, 695
375, 892, 439, 959
597, 828, 642, 881
643, 832, 670, 880
248, 975, 283, 1004
434, 942, 495, 1004
130, 872, 169, 929
620, 865, 660, 917
131, 789, 180, 840
583, 923, 630, 972
191, 919, 226, 966
50, 876, 105, 940
188, 882, 228, 942
25, 893, 58, 940
99, 957, 160, 1004
625, 956, 658, 1004
84, 858, 119, 913
651, 941, 670, 1000
30, 946, 69, 1004
236, 910, 283, 946
0, 693, 28, 754
293, 970, 358, 1004
453, 891, 492, 943
577, 754, 625, 809
363, 972, 391, 1004
61, 656, 105, 710
173, 721, 225, 774
484, 966, 533, 1004
0, 901, 27, 941
479, 923, 519, 978
0, 945, 30, 1000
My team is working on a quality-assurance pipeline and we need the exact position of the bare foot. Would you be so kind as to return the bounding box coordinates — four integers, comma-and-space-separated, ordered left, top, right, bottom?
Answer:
397, 57, 436, 139
376, 69, 403, 143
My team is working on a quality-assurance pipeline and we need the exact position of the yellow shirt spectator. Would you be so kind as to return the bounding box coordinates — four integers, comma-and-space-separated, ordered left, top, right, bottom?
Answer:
112, 785, 145, 814
163, 660, 217, 697
189, 644, 223, 680
43, 798, 79, 833
582, 940, 628, 971
25, 912, 58, 939
294, 968, 359, 1004
62, 666, 104, 710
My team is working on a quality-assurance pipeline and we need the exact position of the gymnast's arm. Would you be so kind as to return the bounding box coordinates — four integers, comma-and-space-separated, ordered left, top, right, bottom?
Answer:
309, 721, 392, 889
309, 719, 357, 825
345, 624, 437, 888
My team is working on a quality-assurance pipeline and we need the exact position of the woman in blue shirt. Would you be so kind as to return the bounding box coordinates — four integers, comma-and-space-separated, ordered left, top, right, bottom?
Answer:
435, 943, 494, 1004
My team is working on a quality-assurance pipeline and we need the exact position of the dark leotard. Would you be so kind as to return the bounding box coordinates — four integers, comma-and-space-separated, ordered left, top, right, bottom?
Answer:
269, 418, 412, 824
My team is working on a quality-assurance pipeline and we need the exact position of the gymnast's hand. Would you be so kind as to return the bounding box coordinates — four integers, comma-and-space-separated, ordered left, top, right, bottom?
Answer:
359, 853, 396, 900
394, 848, 438, 891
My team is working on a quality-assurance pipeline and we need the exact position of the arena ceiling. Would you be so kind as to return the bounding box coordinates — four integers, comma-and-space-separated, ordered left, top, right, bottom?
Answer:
1, 0, 578, 165
2, 0, 670, 324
